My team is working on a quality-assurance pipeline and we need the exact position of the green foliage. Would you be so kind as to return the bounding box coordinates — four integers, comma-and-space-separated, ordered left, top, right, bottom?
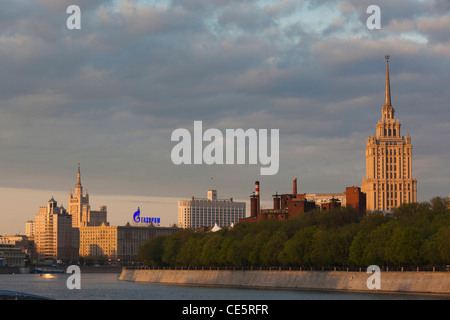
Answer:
138, 199, 450, 267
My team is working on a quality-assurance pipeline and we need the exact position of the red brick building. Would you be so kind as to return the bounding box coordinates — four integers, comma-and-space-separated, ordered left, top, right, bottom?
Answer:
345, 186, 366, 215
239, 180, 367, 224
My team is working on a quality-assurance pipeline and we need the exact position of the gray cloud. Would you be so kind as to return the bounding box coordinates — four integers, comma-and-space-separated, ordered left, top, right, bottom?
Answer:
0, 0, 449, 229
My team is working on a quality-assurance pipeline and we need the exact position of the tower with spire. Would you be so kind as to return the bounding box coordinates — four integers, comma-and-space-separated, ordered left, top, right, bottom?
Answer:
361, 56, 417, 211
68, 164, 108, 228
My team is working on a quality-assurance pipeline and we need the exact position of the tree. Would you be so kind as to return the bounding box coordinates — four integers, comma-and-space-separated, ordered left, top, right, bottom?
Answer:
392, 202, 431, 221
162, 229, 193, 266
138, 236, 165, 266
280, 226, 317, 267
423, 226, 450, 265
390, 226, 423, 266
248, 229, 271, 266
201, 233, 223, 266
349, 230, 369, 266
176, 234, 204, 266
310, 229, 331, 266
260, 230, 288, 266
363, 222, 394, 266
430, 196, 448, 214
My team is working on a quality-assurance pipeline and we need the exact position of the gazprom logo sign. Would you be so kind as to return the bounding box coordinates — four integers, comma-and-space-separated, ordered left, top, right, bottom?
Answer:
133, 207, 161, 224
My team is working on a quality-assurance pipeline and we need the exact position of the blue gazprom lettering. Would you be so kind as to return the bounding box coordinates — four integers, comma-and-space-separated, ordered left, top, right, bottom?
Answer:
132, 207, 160, 224
133, 207, 141, 223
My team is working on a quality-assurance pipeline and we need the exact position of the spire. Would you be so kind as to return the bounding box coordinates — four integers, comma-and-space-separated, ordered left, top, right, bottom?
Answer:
75, 163, 83, 197
385, 55, 391, 106
76, 163, 81, 186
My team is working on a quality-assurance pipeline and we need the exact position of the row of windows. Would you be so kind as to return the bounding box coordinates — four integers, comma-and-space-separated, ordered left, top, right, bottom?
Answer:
383, 128, 397, 136
373, 192, 413, 210
182, 208, 245, 212
370, 148, 411, 156
373, 183, 412, 191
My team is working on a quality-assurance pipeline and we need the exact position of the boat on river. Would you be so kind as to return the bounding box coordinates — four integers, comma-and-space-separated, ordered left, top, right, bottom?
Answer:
32, 266, 64, 274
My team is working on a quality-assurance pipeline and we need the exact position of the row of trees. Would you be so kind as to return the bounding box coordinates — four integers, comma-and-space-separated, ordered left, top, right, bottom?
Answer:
138, 197, 450, 268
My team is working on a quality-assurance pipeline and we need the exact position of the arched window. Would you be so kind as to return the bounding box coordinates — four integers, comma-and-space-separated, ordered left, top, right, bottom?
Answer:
388, 128, 391, 136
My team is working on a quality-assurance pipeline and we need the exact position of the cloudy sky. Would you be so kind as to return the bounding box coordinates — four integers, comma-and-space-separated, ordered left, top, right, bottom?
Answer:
1, 0, 449, 234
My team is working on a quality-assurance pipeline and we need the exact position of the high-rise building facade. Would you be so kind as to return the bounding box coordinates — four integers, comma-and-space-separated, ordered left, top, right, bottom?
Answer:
68, 164, 108, 228
34, 197, 79, 262
178, 190, 246, 229
361, 56, 418, 211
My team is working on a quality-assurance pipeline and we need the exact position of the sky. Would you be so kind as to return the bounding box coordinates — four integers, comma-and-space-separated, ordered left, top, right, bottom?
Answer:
1, 0, 449, 235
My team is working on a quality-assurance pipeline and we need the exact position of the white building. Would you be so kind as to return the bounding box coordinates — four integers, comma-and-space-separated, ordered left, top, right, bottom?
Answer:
178, 190, 246, 229
304, 193, 346, 207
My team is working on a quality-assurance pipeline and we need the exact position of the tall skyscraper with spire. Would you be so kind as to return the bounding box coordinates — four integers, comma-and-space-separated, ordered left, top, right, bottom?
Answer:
361, 56, 417, 211
68, 164, 108, 228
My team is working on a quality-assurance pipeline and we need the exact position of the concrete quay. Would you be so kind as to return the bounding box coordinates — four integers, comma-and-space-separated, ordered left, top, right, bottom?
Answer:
119, 268, 450, 295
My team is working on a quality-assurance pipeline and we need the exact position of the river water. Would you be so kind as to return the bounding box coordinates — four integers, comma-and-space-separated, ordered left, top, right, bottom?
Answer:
0, 273, 447, 300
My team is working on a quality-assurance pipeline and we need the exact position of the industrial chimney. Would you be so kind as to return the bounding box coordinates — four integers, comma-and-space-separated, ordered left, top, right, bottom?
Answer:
273, 192, 281, 210
250, 193, 258, 217
255, 181, 260, 216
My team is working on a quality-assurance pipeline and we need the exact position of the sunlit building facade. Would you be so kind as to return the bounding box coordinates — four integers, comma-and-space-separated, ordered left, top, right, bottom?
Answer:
361, 57, 418, 211
34, 197, 79, 262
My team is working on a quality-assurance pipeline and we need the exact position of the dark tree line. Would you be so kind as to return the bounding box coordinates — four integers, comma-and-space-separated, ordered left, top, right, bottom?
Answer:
138, 197, 450, 268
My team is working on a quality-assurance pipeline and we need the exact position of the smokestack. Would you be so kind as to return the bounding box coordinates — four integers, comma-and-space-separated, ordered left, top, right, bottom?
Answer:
255, 181, 260, 216
250, 193, 258, 217
293, 178, 297, 195
273, 192, 281, 210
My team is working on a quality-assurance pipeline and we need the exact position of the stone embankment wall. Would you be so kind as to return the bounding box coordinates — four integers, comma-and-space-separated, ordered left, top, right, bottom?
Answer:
119, 268, 450, 295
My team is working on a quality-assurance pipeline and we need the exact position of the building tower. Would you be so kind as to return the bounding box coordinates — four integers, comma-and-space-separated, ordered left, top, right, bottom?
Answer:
361, 56, 417, 211
68, 164, 108, 228
69, 164, 90, 228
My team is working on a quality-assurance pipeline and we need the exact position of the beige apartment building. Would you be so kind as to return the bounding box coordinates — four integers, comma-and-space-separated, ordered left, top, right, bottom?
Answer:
362, 57, 418, 211
79, 223, 178, 263
34, 197, 79, 262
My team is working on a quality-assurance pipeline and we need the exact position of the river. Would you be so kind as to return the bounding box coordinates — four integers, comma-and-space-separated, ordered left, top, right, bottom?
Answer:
1, 273, 448, 300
